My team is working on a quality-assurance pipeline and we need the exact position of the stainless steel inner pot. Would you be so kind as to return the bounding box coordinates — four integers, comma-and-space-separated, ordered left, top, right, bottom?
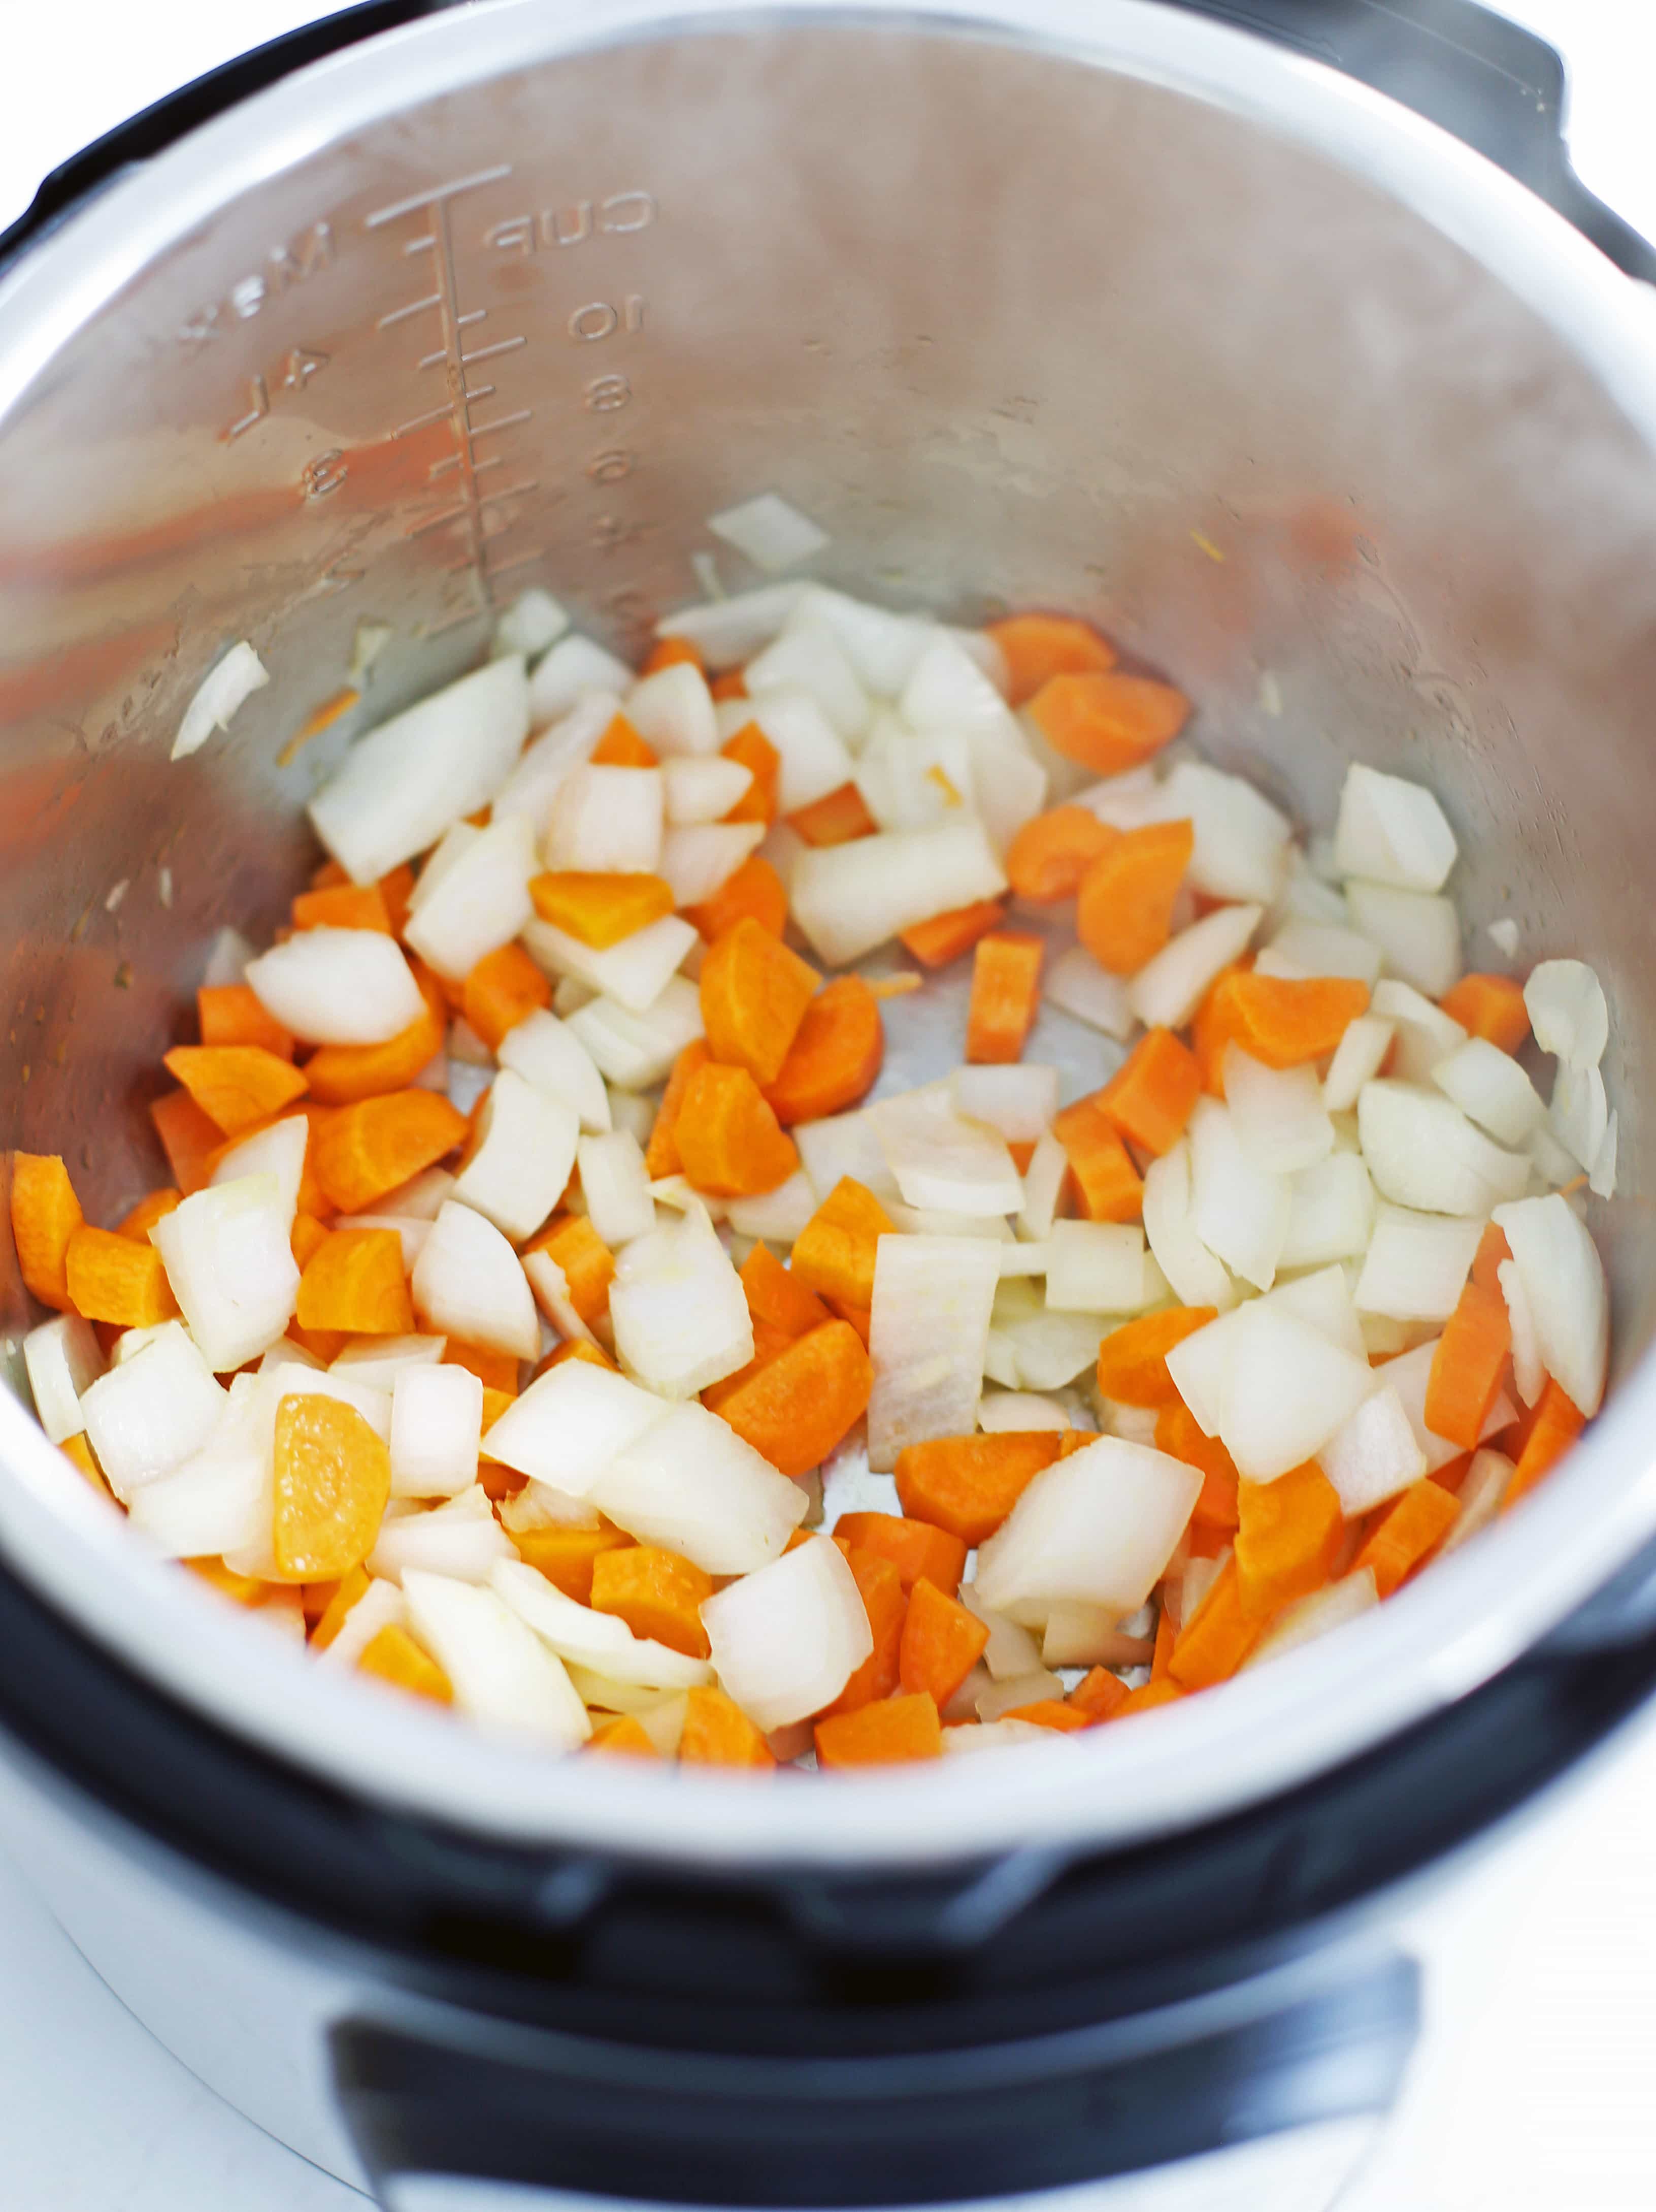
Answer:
3, 0, 1656, 1870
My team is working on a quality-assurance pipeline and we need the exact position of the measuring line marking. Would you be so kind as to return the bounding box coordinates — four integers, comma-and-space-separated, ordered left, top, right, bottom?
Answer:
365, 166, 512, 230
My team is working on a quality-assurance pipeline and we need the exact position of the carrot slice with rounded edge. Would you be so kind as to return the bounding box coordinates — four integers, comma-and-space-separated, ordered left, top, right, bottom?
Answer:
357, 1622, 453, 1703
196, 983, 295, 1060
313, 1090, 467, 1213
711, 1319, 871, 1478
685, 853, 788, 941
966, 931, 1044, 1064
1005, 806, 1115, 902
1004, 1699, 1094, 1733
899, 898, 1005, 969
1198, 971, 1369, 1087
705, 1317, 818, 1414
1354, 1480, 1460, 1597
444, 1337, 521, 1393
831, 1512, 967, 1594
710, 670, 748, 703
1190, 963, 1251, 1094
1167, 1556, 1261, 1688
1234, 1463, 1344, 1620
291, 1211, 330, 1271
788, 782, 878, 847
1069, 1667, 1130, 1722
1112, 1678, 1186, 1718
9, 1153, 84, 1311
311, 1565, 371, 1649
899, 1576, 990, 1707
719, 724, 781, 827
985, 614, 1117, 705
513, 1524, 634, 1605
587, 1714, 657, 1756
1500, 1379, 1586, 1512
292, 882, 391, 934
739, 1242, 832, 1340
296, 1227, 414, 1336
272, 1394, 391, 1580
1050, 1095, 1143, 1222
895, 1433, 1061, 1547
1076, 819, 1194, 977
302, 963, 447, 1106
1026, 671, 1189, 774
590, 713, 658, 767
700, 917, 820, 1084
645, 1041, 713, 1180
641, 635, 704, 675
675, 1063, 801, 1197
378, 864, 417, 937
161, 1046, 309, 1138
1100, 1028, 1202, 1157
1154, 1397, 1240, 1531
462, 942, 552, 1051
117, 1189, 182, 1242
1439, 972, 1530, 1054
1425, 1275, 1511, 1451
1096, 1307, 1219, 1407
764, 977, 884, 1125
790, 1177, 897, 1310
65, 1227, 178, 1327
820, 1547, 907, 1717
590, 1545, 713, 1660
679, 1685, 774, 1768
529, 871, 676, 950
815, 1692, 942, 1767
522, 1214, 615, 1328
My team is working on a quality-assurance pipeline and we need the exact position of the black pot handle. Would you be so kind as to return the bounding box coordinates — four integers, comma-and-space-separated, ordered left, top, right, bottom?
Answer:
331, 1944, 1417, 2208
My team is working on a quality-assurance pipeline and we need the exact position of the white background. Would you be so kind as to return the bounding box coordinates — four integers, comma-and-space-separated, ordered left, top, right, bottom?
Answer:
2, 4, 1655, 2208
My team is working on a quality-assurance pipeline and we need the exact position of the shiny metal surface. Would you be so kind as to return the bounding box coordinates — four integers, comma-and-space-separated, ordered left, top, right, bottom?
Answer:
2, 0, 1656, 1866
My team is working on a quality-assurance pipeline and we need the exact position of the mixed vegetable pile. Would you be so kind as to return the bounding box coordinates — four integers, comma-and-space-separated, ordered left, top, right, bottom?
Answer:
8, 573, 1614, 1770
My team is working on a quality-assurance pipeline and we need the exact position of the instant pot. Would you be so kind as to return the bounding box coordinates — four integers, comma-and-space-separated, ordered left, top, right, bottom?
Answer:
3, 2, 1656, 2204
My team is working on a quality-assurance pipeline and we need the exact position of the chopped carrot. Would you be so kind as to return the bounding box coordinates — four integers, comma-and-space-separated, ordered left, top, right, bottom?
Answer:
117, 1188, 182, 1241
1076, 819, 1195, 975
478, 1383, 517, 1444
1100, 1028, 1201, 1157
185, 1556, 268, 1606
310, 1564, 371, 1648
966, 931, 1044, 1064
1004, 1699, 1092, 1733
1025, 671, 1190, 774
1167, 1556, 1262, 1688
788, 782, 878, 847
196, 983, 295, 1061
587, 1714, 657, 1756
895, 1432, 1061, 1547
899, 898, 1005, 969
64, 1226, 178, 1327
590, 713, 657, 767
827, 1295, 873, 1347
461, 942, 551, 1051
160, 1046, 309, 1138
521, 1215, 615, 1327
831, 1512, 968, 1595
710, 669, 748, 702
1234, 1463, 1344, 1620
1097, 1306, 1219, 1406
1355, 1480, 1460, 1597
720, 723, 781, 826
763, 977, 884, 1125
685, 853, 788, 941
290, 1212, 330, 1271
711, 1320, 871, 1478
675, 1062, 801, 1196
271, 1393, 392, 1579
378, 864, 417, 938
302, 962, 447, 1106
287, 1322, 348, 1366
291, 882, 392, 934
1069, 1667, 1130, 1722
1050, 1094, 1143, 1223
678, 1684, 775, 1769
357, 1623, 453, 1703
1501, 1379, 1587, 1512
641, 635, 704, 675
477, 1459, 527, 1503
644, 1040, 713, 1181
899, 1577, 990, 1707
529, 870, 676, 950
590, 1545, 714, 1660
312, 1089, 467, 1213
790, 1177, 897, 1309
1111, 1678, 1186, 1718
1425, 1275, 1511, 1451
513, 1523, 634, 1604
9, 1153, 84, 1311
296, 1227, 414, 1336
815, 1691, 942, 1768
443, 1338, 521, 1393
1005, 806, 1115, 903
58, 1432, 114, 1502
985, 613, 1117, 705
699, 917, 820, 1084
1196, 970, 1370, 1090
740, 1242, 832, 1339
820, 1545, 907, 1716
706, 1312, 829, 1413
1439, 973, 1530, 1054
310, 859, 350, 891
1154, 1397, 1240, 1531
1471, 1220, 1512, 1296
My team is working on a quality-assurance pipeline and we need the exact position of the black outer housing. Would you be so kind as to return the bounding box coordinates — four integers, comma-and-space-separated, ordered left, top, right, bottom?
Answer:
2, 2, 1655, 2203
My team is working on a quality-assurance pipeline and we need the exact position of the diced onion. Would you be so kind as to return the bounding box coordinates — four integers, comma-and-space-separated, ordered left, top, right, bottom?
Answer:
1042, 946, 1137, 1040
979, 1391, 1070, 1433
900, 634, 1023, 750
1318, 1384, 1428, 1514
1353, 1205, 1482, 1322
875, 1086, 1024, 1216
1263, 922, 1381, 987
568, 975, 705, 1092
330, 1336, 445, 1388
246, 927, 425, 1046
492, 1558, 711, 1689
368, 1484, 517, 1584
492, 588, 569, 662
1243, 1569, 1379, 1669
795, 585, 932, 696
127, 1375, 273, 1557
1222, 1048, 1334, 1176
867, 1233, 1002, 1471
951, 1063, 1059, 1142
387, 1362, 483, 1499
1017, 1130, 1071, 1242
1157, 762, 1291, 904
80, 1322, 227, 1500
23, 1313, 106, 1444
401, 1569, 590, 1745
701, 1536, 871, 1729
1370, 979, 1465, 1083
316, 1576, 407, 1668
1322, 1015, 1395, 1113
411, 1201, 539, 1361
1549, 1058, 1608, 1173
210, 1113, 308, 1225
172, 640, 270, 762
1376, 1339, 1514, 1472
1128, 904, 1263, 1032
746, 614, 871, 744
1345, 881, 1461, 998
1142, 1137, 1238, 1312
707, 493, 829, 574
577, 1130, 657, 1246
491, 691, 617, 829
151, 1172, 300, 1373
594, 1398, 807, 1572
791, 818, 1007, 967
1044, 1222, 1147, 1313
1357, 1080, 1528, 1217
544, 764, 664, 874
1332, 763, 1458, 892
974, 1437, 1203, 1627
1492, 1192, 1608, 1417
1213, 1303, 1378, 1481
1188, 1096, 1290, 1292
496, 1008, 611, 1133
793, 1106, 902, 1203
1431, 1037, 1544, 1147
724, 1170, 818, 1243
1280, 1152, 1375, 1269
450, 1071, 580, 1244
527, 635, 634, 727
741, 690, 856, 813
659, 822, 767, 907
662, 756, 754, 824
658, 583, 808, 667
1439, 1451, 1513, 1552
523, 913, 697, 1016
1524, 959, 1608, 1069
608, 1203, 753, 1397
403, 815, 536, 983
625, 661, 720, 757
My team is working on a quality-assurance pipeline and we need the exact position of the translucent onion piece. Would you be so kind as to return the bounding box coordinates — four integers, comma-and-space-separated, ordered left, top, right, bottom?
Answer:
593, 1399, 808, 1573
1492, 1192, 1609, 1417
974, 1437, 1203, 1627
245, 928, 425, 1046
401, 1569, 590, 1746
1332, 763, 1458, 892
700, 1536, 872, 1729
411, 1201, 539, 1362
867, 1233, 1003, 1471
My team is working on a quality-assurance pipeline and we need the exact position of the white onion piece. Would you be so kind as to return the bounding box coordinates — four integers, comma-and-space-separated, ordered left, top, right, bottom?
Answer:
1164, 1265, 1363, 1437
201, 925, 254, 989
1017, 1130, 1071, 1242
1002, 1307, 1107, 1391
707, 492, 829, 573
127, 1377, 272, 1556
491, 1560, 710, 1689
491, 690, 617, 829
577, 1130, 657, 1247
151, 1172, 299, 1373
496, 1009, 611, 1133
974, 1673, 1067, 1722
793, 1107, 901, 1203
1263, 922, 1382, 987
1188, 1096, 1289, 1293
1044, 1222, 1147, 1314
1431, 1037, 1544, 1147
949, 626, 1011, 695
1280, 1152, 1375, 1269
1322, 1015, 1395, 1112
1041, 1602, 1133, 1668
317, 1577, 408, 1668
24, 1314, 105, 1444
1589, 1111, 1618, 1202
402, 1569, 589, 1745
1354, 1206, 1482, 1322
263, 1363, 393, 1442
746, 614, 871, 744
901, 633, 1023, 750
594, 1399, 807, 1572
951, 1064, 1059, 1143
741, 690, 855, 813
975, 1437, 1202, 1627
883, 1203, 1014, 1242
80, 1323, 227, 1500
1042, 947, 1136, 1039
854, 725, 976, 834
451, 1072, 580, 1245
492, 587, 568, 662
608, 1203, 752, 1397
1527, 1121, 1580, 1190
1439, 1451, 1513, 1553
543, 764, 664, 874
1357, 1081, 1528, 1216
790, 819, 1007, 967
523, 914, 697, 1016
499, 1480, 601, 1535
701, 1536, 871, 1729
403, 815, 536, 983
659, 822, 767, 907
1332, 763, 1458, 892
568, 977, 704, 1091
795, 586, 931, 696
1243, 1569, 1379, 1670
368, 1485, 516, 1585
875, 1087, 1023, 1216
1345, 881, 1461, 997
411, 1201, 538, 1361
330, 1336, 445, 1388
1370, 980, 1465, 1082
390, 1363, 483, 1498
1525, 959, 1608, 1069
1217, 1303, 1378, 1481
1549, 1058, 1609, 1173
959, 1584, 1047, 1680
484, 1363, 666, 1497
257, 1337, 322, 1375
1376, 1339, 1515, 1473
527, 635, 634, 727
1074, 764, 1165, 832
980, 1391, 1071, 1434
624, 661, 719, 757
1157, 762, 1291, 903
373, 1167, 456, 1221
657, 582, 807, 666
983, 1330, 1020, 1389
1319, 1384, 1428, 1515
245, 928, 424, 1046
172, 641, 269, 761
867, 1234, 1002, 1471
1128, 904, 1264, 1032
967, 729, 1050, 859
724, 1170, 818, 1243
310, 655, 529, 884
661, 755, 754, 824
1222, 1047, 1334, 1177
1492, 1192, 1608, 1417
1497, 1258, 1545, 1409
1142, 1138, 1238, 1312
523, 1252, 597, 1345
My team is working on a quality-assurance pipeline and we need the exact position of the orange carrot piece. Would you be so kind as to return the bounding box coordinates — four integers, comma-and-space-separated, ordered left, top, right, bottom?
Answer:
985, 613, 1117, 705
521, 1214, 616, 1328
1167, 1556, 1262, 1688
1354, 1479, 1461, 1597
64, 1227, 178, 1327
310, 1564, 371, 1648
790, 1176, 897, 1310
533, 1338, 617, 1379
828, 1296, 873, 1347
679, 1685, 775, 1769
1198, 971, 1370, 1086
1076, 819, 1195, 975
302, 963, 447, 1107
763, 977, 884, 1125
641, 635, 704, 675
831, 1512, 968, 1595
9, 1153, 84, 1311
898, 898, 1005, 969
1471, 1220, 1512, 1296
1005, 806, 1115, 903
292, 882, 392, 934
1050, 1095, 1143, 1223
295, 1227, 414, 1336
1100, 1028, 1202, 1157
513, 1523, 634, 1605
1004, 1699, 1094, 1733
529, 870, 676, 950
675, 1063, 801, 1197
286, 1321, 348, 1366
1025, 671, 1190, 775
272, 1394, 392, 1579
740, 1242, 832, 1339
590, 713, 658, 768
309, 859, 351, 890
644, 1040, 713, 1181
710, 670, 748, 702
197, 983, 295, 1061
898, 1576, 990, 1707
1111, 1678, 1186, 1719
720, 723, 781, 827
788, 782, 878, 847
590, 1545, 714, 1660
461, 942, 552, 1051
966, 931, 1044, 1064
821, 1547, 907, 1716
1425, 1276, 1512, 1451
712, 1320, 871, 1478
699, 917, 820, 1084
313, 1090, 467, 1213
378, 864, 417, 938
1234, 1463, 1344, 1620
291, 1210, 330, 1271
1069, 1667, 1130, 1722
1154, 1397, 1240, 1531
357, 1623, 453, 1703
117, 1189, 182, 1241
1501, 1379, 1587, 1512
685, 853, 788, 941
184, 1556, 268, 1606
815, 1692, 942, 1768
1439, 973, 1530, 1054
704, 1313, 823, 1415
58, 1432, 114, 1503
895, 1432, 1061, 1547
587, 1714, 657, 1757
1097, 1307, 1219, 1406
161, 1046, 309, 1138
